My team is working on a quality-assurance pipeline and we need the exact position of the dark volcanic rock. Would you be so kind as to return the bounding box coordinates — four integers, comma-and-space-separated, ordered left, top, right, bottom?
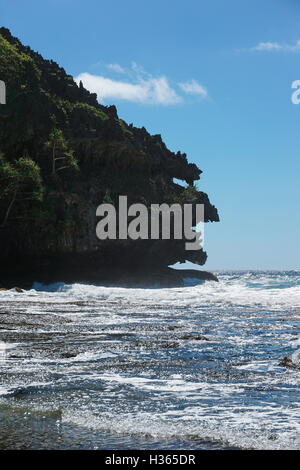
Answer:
172, 269, 219, 282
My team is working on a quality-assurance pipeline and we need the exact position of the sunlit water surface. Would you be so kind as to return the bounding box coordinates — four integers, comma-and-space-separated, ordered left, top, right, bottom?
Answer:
0, 271, 299, 449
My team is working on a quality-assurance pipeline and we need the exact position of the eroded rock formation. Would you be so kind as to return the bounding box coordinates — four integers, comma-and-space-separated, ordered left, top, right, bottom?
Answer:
0, 27, 219, 286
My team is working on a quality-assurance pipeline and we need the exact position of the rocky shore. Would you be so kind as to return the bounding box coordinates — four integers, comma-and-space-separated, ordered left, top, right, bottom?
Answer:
1, 259, 218, 289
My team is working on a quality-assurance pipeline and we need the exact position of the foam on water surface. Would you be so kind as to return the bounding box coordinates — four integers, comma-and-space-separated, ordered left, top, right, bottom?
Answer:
0, 271, 299, 449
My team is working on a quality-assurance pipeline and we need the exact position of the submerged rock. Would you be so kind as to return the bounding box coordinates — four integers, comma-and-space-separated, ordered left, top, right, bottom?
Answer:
179, 334, 209, 341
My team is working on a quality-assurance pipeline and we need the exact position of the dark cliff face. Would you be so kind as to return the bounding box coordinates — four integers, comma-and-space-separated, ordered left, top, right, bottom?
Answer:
0, 27, 219, 278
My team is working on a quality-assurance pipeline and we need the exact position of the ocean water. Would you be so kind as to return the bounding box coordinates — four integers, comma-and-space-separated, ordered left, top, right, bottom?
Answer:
0, 271, 299, 450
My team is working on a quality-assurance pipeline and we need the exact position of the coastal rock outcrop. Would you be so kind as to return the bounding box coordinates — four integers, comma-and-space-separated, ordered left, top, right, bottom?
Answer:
0, 28, 219, 285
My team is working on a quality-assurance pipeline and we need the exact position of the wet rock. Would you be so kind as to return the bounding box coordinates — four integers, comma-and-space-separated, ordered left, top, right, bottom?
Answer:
173, 269, 219, 282
0, 287, 24, 292
179, 334, 209, 341
61, 352, 78, 359
279, 356, 300, 370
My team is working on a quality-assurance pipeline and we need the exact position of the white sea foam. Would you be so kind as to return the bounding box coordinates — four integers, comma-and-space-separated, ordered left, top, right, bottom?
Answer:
0, 272, 298, 311
0, 271, 299, 450
62, 408, 300, 450
0, 272, 288, 306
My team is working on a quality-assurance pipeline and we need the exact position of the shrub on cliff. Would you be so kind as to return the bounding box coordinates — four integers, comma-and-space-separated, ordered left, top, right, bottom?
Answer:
0, 155, 43, 227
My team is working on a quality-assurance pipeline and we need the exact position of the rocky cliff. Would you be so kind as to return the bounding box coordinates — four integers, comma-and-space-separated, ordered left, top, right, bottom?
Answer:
0, 27, 219, 286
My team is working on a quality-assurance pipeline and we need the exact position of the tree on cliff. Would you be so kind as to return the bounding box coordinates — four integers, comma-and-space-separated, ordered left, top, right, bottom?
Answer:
0, 155, 44, 227
44, 128, 78, 175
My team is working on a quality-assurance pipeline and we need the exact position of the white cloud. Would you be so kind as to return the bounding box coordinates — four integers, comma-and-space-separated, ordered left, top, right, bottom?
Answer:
251, 40, 300, 52
76, 63, 209, 106
178, 79, 208, 98
106, 63, 125, 73
253, 42, 283, 51
75, 72, 182, 105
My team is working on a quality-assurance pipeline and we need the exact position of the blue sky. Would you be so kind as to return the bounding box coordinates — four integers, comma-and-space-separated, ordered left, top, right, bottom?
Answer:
1, 0, 300, 269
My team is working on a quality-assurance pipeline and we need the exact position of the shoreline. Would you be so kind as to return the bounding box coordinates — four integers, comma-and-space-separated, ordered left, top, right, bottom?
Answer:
0, 264, 218, 290
0, 405, 235, 450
